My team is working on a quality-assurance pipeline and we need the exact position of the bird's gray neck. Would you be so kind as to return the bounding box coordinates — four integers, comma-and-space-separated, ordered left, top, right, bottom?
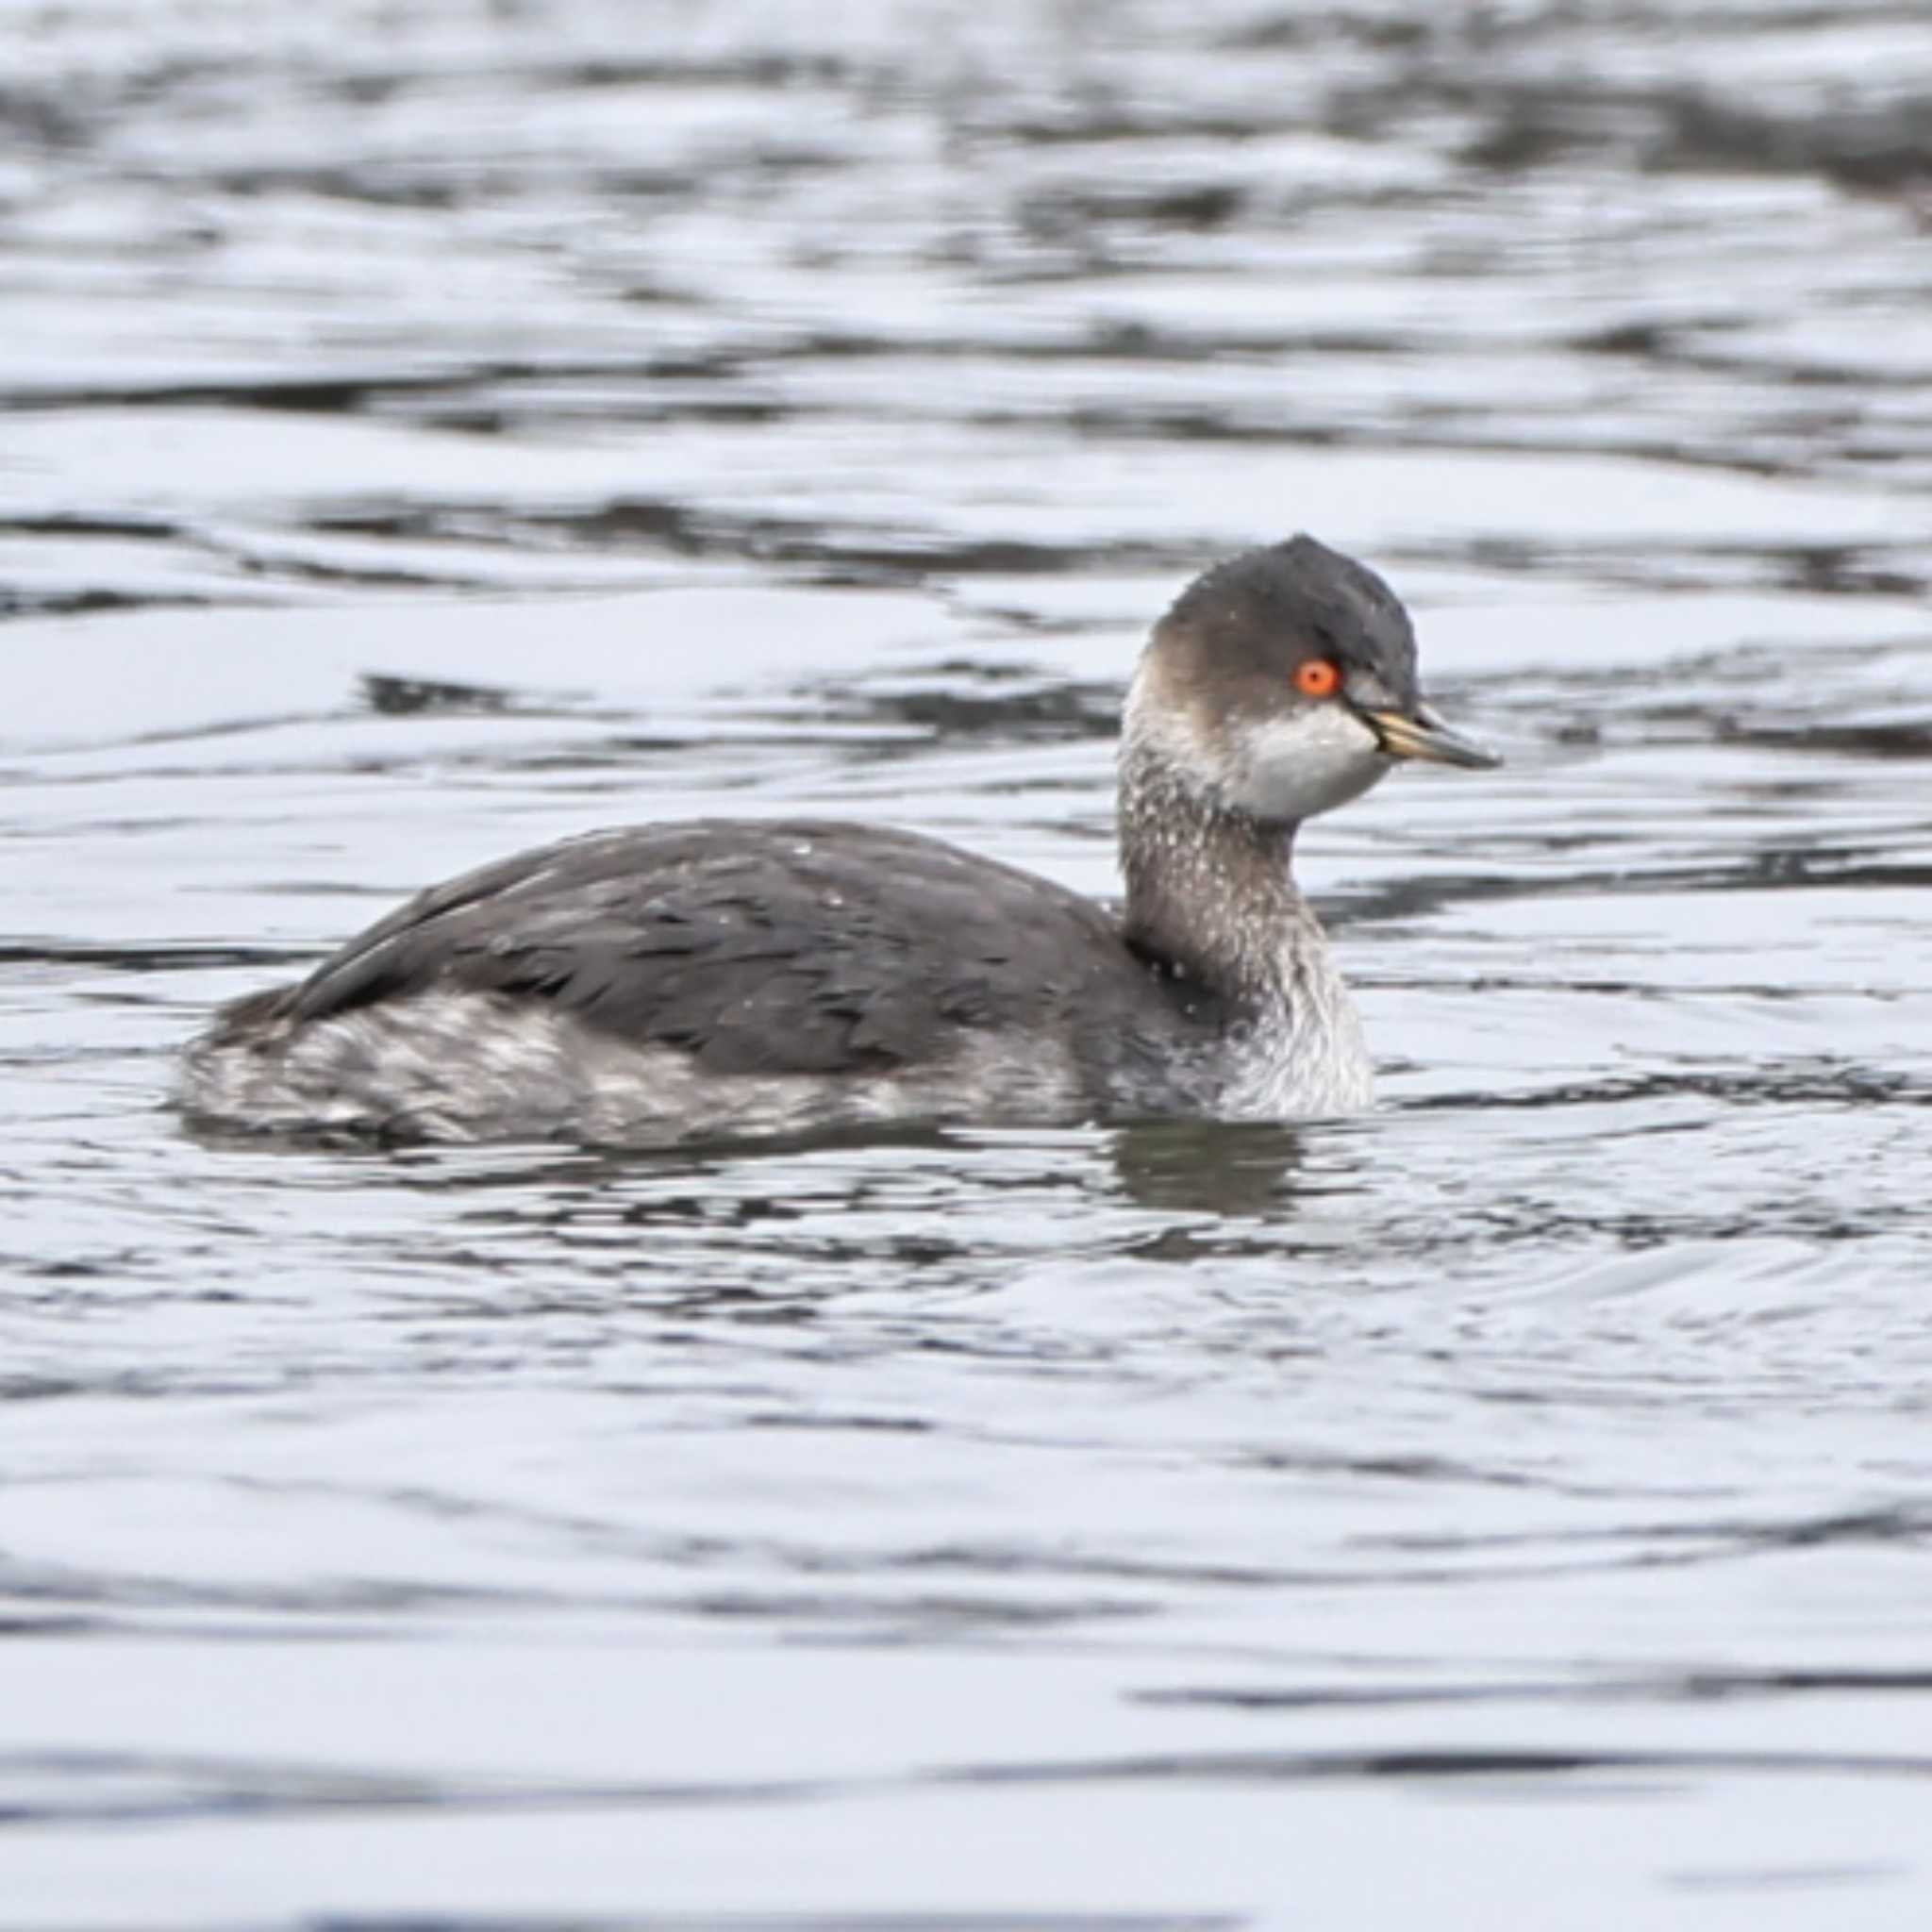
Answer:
1117, 732, 1317, 1015
1116, 713, 1374, 1118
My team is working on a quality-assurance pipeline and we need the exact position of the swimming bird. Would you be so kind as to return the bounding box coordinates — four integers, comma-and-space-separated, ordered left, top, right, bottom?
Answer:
179, 537, 1496, 1144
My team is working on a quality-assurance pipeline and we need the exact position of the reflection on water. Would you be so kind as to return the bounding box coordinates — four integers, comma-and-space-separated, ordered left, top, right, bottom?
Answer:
5, 1, 1932, 1927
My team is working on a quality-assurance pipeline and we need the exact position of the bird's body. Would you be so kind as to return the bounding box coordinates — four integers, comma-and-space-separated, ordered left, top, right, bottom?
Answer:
181, 819, 1367, 1143
179, 538, 1495, 1146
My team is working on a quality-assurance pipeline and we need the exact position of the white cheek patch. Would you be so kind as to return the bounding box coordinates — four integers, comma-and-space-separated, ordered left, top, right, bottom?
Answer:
1228, 706, 1388, 822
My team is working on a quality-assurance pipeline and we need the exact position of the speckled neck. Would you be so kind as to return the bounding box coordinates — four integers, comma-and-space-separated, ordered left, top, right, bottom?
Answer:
1116, 718, 1374, 1117
1116, 729, 1310, 1014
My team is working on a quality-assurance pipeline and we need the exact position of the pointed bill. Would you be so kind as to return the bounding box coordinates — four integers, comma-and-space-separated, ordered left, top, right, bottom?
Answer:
1361, 703, 1500, 770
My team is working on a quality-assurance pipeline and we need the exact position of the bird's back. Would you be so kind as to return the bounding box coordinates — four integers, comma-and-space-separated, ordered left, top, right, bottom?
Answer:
182, 820, 1208, 1142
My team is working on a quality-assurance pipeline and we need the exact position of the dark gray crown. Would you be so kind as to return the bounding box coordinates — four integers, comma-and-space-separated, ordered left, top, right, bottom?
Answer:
1158, 535, 1420, 709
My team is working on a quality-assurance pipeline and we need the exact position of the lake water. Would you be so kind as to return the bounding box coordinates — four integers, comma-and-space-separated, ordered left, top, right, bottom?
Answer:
6, 1, 1932, 1925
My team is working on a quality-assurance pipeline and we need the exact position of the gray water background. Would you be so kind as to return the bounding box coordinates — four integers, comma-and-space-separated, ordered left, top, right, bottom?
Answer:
6, 0, 1932, 1924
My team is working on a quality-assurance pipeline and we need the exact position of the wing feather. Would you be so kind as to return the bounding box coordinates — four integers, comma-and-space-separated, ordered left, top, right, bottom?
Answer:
284, 820, 1143, 1079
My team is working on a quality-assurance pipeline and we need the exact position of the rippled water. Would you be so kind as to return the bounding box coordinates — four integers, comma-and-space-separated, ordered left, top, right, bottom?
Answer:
7, 1, 1932, 1925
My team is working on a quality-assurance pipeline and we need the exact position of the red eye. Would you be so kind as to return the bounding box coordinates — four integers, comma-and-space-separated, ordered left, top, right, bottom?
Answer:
1295, 658, 1341, 699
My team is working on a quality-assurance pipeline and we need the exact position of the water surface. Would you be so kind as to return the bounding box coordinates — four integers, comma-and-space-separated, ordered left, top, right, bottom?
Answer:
6, 1, 1932, 1925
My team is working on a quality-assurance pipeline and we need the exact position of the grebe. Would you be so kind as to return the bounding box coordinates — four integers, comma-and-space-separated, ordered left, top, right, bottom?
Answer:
179, 537, 1496, 1144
